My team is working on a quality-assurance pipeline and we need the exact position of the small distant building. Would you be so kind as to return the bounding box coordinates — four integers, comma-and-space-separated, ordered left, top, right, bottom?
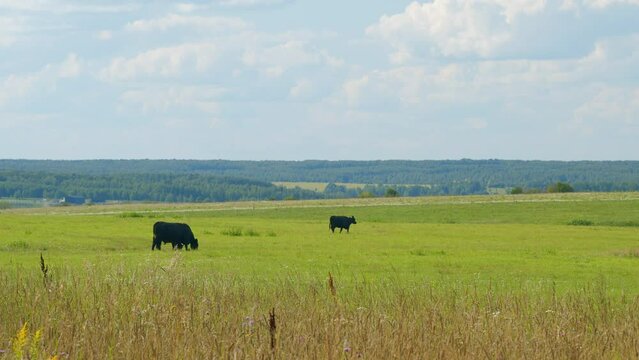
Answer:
61, 196, 86, 205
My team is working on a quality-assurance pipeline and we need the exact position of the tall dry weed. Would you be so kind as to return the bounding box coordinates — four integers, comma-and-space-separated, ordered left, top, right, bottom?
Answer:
2, 259, 639, 359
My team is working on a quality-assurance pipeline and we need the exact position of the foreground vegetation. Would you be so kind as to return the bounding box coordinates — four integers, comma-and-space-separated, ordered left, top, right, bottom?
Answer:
3, 263, 639, 359
2, 192, 639, 358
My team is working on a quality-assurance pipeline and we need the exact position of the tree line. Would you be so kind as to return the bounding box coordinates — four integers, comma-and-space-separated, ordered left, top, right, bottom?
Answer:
0, 159, 638, 203
1, 159, 638, 187
0, 171, 320, 203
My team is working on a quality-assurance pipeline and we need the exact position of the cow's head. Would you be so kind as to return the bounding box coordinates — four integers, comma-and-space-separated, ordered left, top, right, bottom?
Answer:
351, 216, 357, 224
191, 238, 199, 250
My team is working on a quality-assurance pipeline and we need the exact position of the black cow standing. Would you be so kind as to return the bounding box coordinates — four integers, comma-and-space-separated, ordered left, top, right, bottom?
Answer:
152, 221, 199, 250
329, 216, 357, 233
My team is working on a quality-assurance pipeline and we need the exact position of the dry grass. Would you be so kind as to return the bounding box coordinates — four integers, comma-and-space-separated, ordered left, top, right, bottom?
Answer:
11, 191, 639, 217
2, 257, 639, 359
273, 182, 367, 192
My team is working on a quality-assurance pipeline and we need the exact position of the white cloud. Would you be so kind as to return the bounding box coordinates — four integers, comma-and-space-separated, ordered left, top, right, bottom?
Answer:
120, 85, 225, 115
367, 1, 521, 58
0, 112, 53, 129
0, 72, 41, 106
0, 16, 25, 46
492, 0, 547, 23
339, 33, 639, 113
126, 14, 249, 32
0, 0, 138, 13
100, 43, 217, 81
109, 14, 342, 84
0, 54, 82, 106
389, 50, 413, 65
96, 30, 112, 41
241, 40, 342, 77
366, 0, 639, 60
582, 0, 639, 8
341, 70, 411, 110
342, 75, 369, 108
560, 0, 580, 10
242, 41, 318, 67
559, 0, 639, 11
464, 117, 488, 129
175, 3, 200, 13
58, 53, 82, 78
263, 66, 284, 78
218, 0, 289, 7
289, 79, 313, 99
171, 0, 290, 10
570, 86, 639, 134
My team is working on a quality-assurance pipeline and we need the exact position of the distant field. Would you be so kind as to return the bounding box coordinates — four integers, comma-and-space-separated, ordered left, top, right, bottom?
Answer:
0, 197, 47, 209
2, 192, 639, 358
273, 181, 367, 191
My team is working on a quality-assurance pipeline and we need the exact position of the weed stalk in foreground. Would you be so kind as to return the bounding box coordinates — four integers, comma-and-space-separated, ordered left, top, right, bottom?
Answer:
268, 307, 277, 352
328, 272, 337, 297
40, 253, 49, 287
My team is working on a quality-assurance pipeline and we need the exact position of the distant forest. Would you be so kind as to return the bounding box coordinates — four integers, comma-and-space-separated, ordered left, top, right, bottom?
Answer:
0, 159, 638, 203
0, 172, 320, 203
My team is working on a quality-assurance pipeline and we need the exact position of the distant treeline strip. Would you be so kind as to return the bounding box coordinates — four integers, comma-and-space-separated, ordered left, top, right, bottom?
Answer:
0, 171, 320, 203
1, 159, 639, 203
1, 159, 639, 188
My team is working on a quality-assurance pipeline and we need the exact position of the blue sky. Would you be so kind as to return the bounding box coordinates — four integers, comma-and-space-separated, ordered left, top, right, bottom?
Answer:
1, 0, 638, 160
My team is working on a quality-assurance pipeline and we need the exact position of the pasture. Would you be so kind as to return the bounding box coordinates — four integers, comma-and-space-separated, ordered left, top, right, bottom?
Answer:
2, 193, 639, 358
272, 181, 367, 192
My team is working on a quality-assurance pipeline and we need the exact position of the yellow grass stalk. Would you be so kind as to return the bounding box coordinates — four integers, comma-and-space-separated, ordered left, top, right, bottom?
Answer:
11, 323, 28, 360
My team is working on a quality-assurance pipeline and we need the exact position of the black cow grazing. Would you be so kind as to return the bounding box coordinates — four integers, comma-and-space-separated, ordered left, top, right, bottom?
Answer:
329, 216, 357, 233
152, 221, 199, 250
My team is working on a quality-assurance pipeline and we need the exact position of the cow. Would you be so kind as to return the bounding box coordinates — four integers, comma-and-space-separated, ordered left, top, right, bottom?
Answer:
152, 221, 199, 250
329, 216, 357, 233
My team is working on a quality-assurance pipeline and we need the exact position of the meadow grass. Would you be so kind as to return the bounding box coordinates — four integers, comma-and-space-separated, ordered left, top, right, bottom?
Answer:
2, 260, 639, 359
272, 181, 366, 192
2, 192, 639, 358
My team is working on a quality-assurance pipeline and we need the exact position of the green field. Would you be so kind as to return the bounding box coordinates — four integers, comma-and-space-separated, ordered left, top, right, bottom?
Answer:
273, 181, 367, 192
2, 192, 639, 290
2, 192, 639, 358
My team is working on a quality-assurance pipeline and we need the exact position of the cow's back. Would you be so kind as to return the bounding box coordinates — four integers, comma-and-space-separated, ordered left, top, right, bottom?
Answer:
329, 215, 356, 233
154, 221, 192, 240
330, 216, 348, 225
153, 221, 167, 239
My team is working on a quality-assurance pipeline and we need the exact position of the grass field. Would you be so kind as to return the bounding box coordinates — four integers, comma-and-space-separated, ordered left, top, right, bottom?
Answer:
273, 181, 367, 192
2, 192, 639, 358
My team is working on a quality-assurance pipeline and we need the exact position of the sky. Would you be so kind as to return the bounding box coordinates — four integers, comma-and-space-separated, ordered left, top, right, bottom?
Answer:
0, 0, 638, 160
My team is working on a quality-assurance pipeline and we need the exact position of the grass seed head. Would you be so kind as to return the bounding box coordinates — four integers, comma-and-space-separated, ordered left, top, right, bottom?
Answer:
328, 272, 337, 297
12, 323, 28, 359
268, 307, 277, 351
